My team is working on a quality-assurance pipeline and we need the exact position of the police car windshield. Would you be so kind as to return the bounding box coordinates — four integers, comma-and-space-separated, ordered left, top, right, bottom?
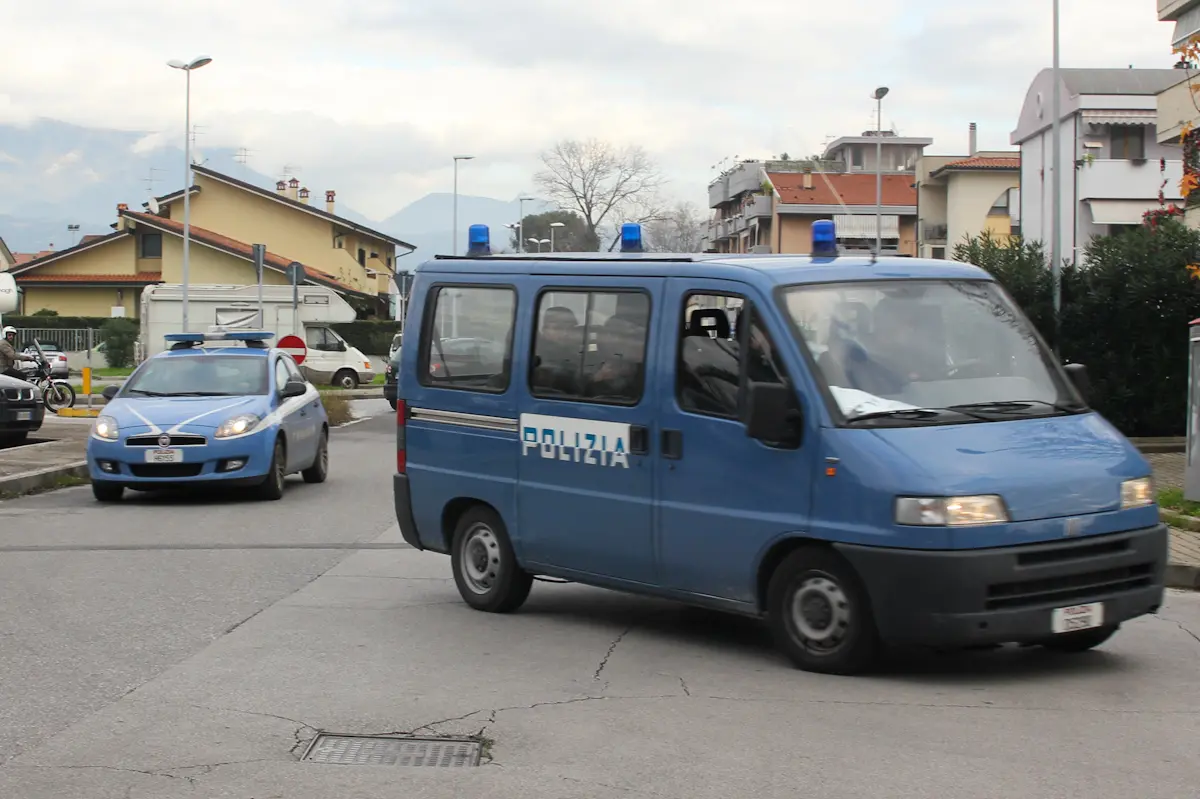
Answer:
781, 279, 1080, 424
123, 354, 269, 397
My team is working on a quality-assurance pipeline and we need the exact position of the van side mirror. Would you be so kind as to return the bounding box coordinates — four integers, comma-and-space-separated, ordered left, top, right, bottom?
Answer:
1063, 362, 1090, 403
741, 381, 803, 447
102, 384, 121, 401
281, 378, 308, 398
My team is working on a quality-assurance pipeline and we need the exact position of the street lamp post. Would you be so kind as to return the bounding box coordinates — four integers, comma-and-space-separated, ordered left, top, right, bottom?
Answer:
452, 155, 474, 256
518, 196, 534, 253
168, 55, 213, 333
1050, 0, 1063, 351
549, 221, 565, 252
872, 86, 889, 255
527, 237, 550, 253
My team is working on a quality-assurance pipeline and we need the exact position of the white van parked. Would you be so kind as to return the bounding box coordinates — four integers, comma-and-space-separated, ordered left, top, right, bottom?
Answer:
139, 283, 376, 388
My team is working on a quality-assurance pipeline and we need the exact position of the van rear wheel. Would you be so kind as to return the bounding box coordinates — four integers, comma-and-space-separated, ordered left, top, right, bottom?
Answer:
450, 507, 532, 613
766, 546, 880, 675
332, 370, 358, 390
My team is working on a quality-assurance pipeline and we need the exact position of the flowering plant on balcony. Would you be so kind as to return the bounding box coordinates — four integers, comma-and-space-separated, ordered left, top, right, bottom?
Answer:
1170, 34, 1200, 208
1143, 204, 1184, 229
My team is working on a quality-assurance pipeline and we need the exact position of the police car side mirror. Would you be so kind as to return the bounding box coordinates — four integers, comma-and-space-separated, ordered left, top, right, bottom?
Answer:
281, 379, 307, 398
741, 381, 803, 448
102, 384, 121, 401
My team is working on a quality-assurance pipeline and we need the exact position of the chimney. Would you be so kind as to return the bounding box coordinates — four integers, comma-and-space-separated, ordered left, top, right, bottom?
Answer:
288, 177, 300, 200
275, 180, 287, 195
325, 190, 336, 214
299, 187, 310, 204
803, 168, 813, 190
968, 122, 978, 157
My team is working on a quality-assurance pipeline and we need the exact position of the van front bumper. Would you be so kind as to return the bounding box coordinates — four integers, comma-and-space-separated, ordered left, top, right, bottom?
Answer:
833, 524, 1168, 647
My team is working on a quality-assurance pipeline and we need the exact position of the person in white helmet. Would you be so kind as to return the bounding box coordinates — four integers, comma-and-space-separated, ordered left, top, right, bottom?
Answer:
1, 326, 36, 380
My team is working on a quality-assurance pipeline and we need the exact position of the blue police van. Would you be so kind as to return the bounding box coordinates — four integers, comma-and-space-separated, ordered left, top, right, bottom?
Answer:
391, 221, 1168, 674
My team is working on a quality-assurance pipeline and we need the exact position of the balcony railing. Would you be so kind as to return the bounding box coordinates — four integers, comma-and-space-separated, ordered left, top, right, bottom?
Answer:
744, 194, 773, 218
1078, 159, 1184, 202
924, 223, 948, 241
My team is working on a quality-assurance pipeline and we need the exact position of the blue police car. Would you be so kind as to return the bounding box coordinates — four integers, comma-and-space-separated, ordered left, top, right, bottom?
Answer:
87, 330, 329, 502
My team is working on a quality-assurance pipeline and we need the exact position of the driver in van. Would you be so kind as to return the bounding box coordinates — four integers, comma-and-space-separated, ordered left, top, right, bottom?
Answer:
1, 326, 36, 380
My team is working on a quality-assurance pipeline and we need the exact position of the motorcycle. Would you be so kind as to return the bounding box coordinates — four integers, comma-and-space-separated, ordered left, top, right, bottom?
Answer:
23, 341, 75, 412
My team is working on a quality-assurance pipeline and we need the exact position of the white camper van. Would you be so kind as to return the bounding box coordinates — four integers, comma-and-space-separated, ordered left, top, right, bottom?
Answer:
139, 284, 376, 388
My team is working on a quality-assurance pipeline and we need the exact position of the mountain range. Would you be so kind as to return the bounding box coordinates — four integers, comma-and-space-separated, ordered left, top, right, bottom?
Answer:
0, 118, 552, 260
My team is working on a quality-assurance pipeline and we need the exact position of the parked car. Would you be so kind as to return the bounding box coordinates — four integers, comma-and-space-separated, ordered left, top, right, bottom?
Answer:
0, 372, 45, 445
21, 341, 68, 379
388, 333, 403, 363
383, 345, 402, 410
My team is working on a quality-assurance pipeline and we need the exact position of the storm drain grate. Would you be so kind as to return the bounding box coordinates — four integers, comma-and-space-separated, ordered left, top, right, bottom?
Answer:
302, 734, 482, 767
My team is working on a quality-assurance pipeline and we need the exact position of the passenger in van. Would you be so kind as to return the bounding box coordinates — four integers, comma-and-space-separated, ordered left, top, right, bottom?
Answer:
532, 306, 584, 395
586, 313, 645, 400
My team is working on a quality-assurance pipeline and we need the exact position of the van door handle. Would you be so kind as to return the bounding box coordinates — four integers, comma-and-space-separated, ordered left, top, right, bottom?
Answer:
661, 429, 683, 460
629, 425, 649, 455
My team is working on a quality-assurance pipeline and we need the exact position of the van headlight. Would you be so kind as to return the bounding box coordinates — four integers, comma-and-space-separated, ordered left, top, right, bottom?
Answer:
1120, 477, 1155, 509
92, 415, 119, 441
895, 495, 1009, 526
215, 413, 261, 438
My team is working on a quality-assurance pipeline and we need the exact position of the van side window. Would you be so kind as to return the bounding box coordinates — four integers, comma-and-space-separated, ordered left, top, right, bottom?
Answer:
420, 285, 516, 392
676, 295, 786, 418
306, 327, 336, 352
530, 289, 650, 405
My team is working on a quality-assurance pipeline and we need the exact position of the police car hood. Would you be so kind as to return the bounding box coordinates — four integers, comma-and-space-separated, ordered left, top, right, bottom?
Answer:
107, 395, 266, 435
867, 411, 1149, 522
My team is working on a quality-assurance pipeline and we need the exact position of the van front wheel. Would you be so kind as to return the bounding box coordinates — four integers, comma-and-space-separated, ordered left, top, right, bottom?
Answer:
451, 507, 532, 613
766, 547, 880, 675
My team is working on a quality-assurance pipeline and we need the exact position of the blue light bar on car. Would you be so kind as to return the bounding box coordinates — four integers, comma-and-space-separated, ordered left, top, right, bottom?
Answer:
164, 330, 275, 343
467, 224, 491, 256
812, 219, 837, 257
619, 223, 644, 253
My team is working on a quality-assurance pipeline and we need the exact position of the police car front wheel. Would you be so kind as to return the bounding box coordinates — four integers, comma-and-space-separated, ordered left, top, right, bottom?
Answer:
450, 507, 532, 613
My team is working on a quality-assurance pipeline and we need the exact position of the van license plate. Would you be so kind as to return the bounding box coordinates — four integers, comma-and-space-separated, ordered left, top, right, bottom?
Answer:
1051, 603, 1104, 634
146, 449, 183, 464
14, 411, 31, 421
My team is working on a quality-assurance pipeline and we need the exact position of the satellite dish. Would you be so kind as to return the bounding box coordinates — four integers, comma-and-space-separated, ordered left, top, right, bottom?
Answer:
148, 197, 160, 214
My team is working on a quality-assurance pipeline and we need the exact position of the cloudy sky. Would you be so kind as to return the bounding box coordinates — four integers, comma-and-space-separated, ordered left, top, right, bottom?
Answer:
0, 1, 1180, 220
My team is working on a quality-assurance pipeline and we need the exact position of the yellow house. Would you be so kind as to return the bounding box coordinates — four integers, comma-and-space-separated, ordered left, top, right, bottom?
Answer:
916, 152, 1020, 258
0, 236, 14, 271
8, 206, 363, 318
147, 165, 414, 300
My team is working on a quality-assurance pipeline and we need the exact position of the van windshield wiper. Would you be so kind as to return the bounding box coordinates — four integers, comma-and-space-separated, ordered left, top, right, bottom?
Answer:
845, 407, 984, 425
947, 400, 1085, 416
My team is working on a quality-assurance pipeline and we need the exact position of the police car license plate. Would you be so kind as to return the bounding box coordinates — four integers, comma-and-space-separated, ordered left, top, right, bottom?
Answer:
14, 411, 31, 421
146, 448, 183, 464
1051, 602, 1103, 634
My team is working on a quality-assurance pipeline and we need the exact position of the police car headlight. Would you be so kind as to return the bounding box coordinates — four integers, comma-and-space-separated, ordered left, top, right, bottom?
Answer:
895, 495, 1008, 526
92, 415, 119, 441
1120, 477, 1155, 509
215, 413, 261, 438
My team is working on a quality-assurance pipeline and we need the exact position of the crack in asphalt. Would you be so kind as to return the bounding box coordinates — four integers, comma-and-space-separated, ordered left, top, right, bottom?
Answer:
593, 625, 635, 683
1154, 612, 1200, 647
678, 676, 691, 696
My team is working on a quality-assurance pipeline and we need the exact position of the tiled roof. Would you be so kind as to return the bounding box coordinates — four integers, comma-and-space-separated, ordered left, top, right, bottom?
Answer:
933, 156, 1020, 174
120, 210, 361, 295
14, 250, 54, 265
768, 172, 917, 206
15, 272, 161, 284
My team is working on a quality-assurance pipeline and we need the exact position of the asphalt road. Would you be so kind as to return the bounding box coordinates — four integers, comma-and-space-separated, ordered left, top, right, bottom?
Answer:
0, 409, 1197, 798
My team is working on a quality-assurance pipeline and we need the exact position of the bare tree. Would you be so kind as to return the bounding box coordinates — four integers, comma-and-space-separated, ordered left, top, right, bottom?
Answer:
644, 201, 707, 253
534, 139, 665, 251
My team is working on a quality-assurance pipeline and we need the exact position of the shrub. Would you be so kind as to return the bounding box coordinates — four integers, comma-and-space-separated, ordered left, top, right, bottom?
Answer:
319, 392, 353, 427
99, 318, 138, 369
329, 320, 403, 356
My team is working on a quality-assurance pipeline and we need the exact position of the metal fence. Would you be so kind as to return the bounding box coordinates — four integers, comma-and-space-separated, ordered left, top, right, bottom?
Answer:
14, 328, 99, 352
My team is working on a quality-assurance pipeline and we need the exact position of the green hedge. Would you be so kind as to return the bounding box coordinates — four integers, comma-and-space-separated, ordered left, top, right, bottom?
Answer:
955, 223, 1200, 437
330, 320, 403, 356
0, 315, 109, 329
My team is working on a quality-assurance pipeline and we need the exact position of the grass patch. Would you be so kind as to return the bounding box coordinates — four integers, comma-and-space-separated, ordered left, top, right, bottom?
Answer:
88, 367, 133, 378
1158, 487, 1200, 517
320, 392, 354, 427
0, 471, 89, 501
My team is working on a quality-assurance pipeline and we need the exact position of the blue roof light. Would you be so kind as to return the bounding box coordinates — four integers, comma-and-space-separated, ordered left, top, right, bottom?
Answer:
467, 224, 491, 256
165, 329, 275, 347
812, 219, 837, 257
619, 223, 644, 253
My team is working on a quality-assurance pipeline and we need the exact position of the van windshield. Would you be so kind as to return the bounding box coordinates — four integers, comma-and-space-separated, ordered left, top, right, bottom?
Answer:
780, 279, 1082, 426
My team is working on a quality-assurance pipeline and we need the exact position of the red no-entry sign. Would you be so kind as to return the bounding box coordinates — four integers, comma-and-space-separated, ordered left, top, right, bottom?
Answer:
278, 334, 307, 365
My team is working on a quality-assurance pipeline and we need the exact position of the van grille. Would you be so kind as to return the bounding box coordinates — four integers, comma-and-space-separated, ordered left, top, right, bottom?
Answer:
126, 434, 207, 447
985, 563, 1155, 610
1015, 537, 1130, 567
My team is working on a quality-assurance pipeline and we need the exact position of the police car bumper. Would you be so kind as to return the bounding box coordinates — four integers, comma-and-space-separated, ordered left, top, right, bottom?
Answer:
87, 430, 276, 486
833, 524, 1168, 647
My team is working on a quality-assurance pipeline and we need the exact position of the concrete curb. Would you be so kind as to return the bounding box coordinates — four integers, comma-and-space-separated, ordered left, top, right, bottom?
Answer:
1166, 563, 1200, 590
1160, 508, 1200, 533
0, 461, 89, 498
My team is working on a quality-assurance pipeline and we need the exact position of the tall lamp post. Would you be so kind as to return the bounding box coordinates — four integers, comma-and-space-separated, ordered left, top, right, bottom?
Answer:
167, 55, 213, 333
1050, 0, 1063, 351
518, 196, 534, 252
872, 86, 889, 255
527, 237, 550, 253
452, 155, 474, 255
549, 221, 565, 252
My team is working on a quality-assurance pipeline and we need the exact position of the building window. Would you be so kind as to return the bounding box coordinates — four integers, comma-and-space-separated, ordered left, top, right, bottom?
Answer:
140, 233, 162, 258
851, 146, 864, 168
420, 285, 516, 392
1110, 126, 1145, 160
932, 246, 946, 259
529, 289, 650, 406
357, 247, 366, 266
